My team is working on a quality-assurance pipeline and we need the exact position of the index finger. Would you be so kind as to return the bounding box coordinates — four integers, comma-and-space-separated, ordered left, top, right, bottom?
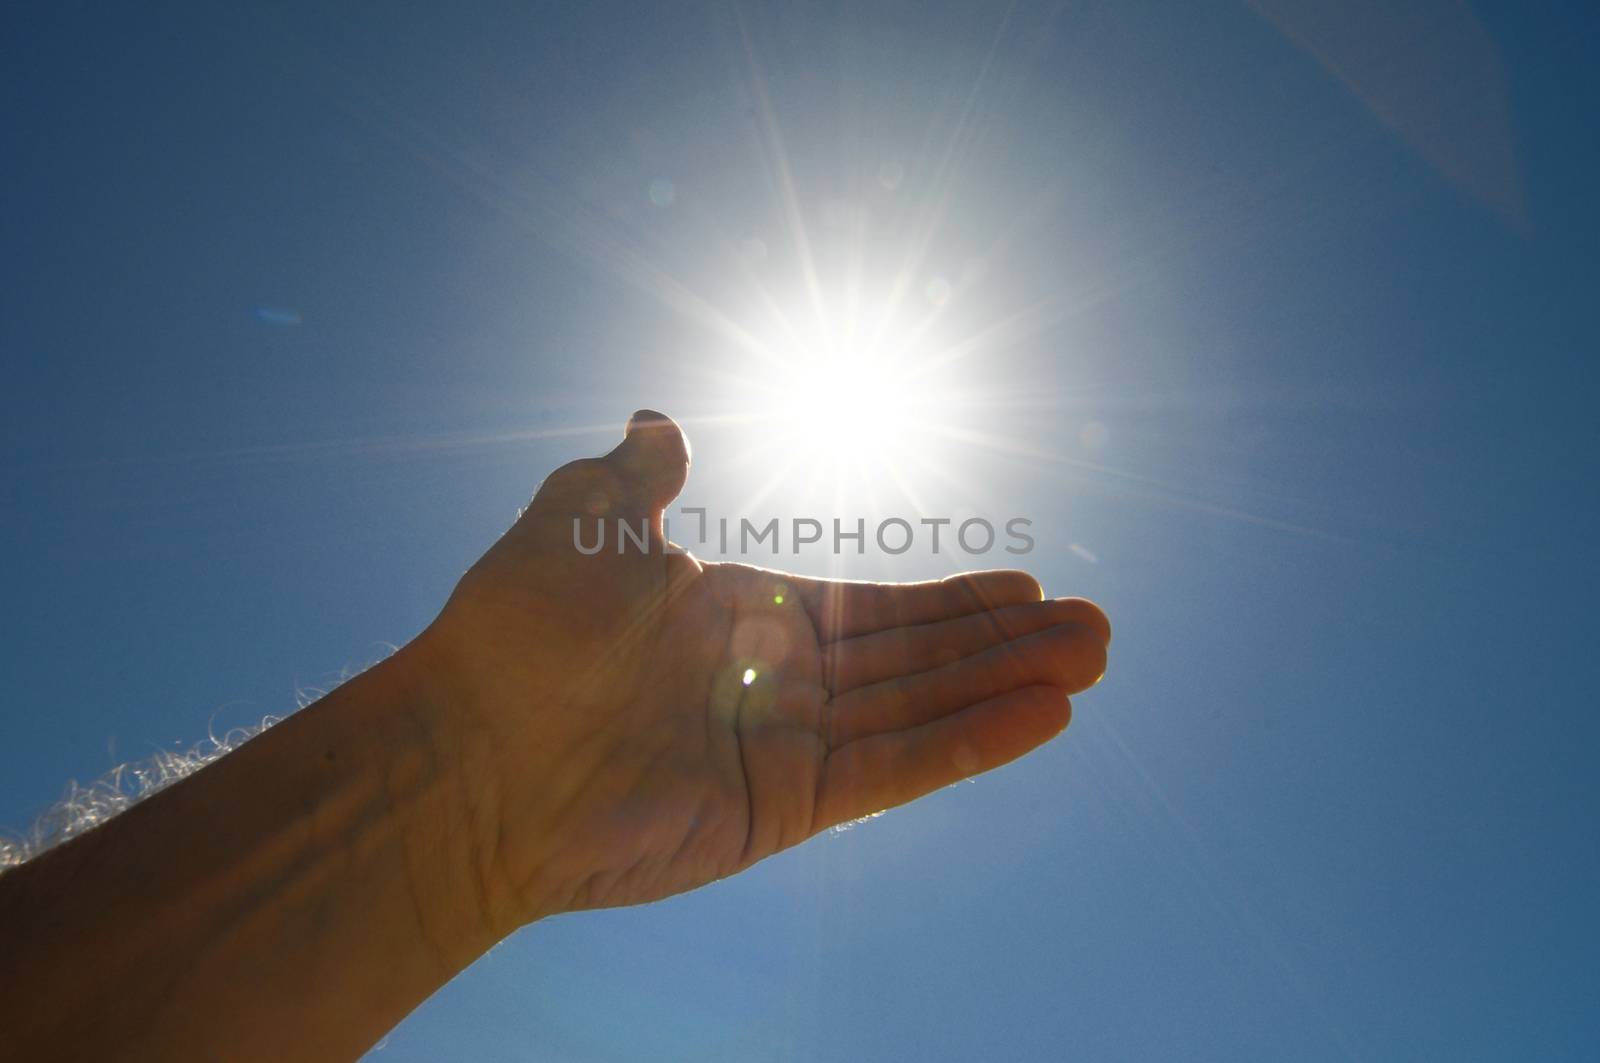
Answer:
791, 569, 1044, 643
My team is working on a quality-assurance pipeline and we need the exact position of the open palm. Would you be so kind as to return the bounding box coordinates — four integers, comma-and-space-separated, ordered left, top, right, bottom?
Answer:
418, 412, 1109, 931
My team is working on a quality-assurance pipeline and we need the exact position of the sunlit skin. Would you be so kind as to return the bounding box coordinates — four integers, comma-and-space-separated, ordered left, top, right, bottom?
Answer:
422, 410, 1110, 928
0, 410, 1109, 1063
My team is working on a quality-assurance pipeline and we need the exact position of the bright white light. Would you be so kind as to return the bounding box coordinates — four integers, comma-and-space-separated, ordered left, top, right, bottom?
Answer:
710, 279, 978, 516
773, 346, 912, 464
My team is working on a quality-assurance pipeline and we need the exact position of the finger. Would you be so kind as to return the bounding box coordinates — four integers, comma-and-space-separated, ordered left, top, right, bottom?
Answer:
826, 622, 1105, 748
821, 597, 1110, 695
813, 685, 1071, 833
602, 409, 691, 513
529, 410, 690, 540
792, 569, 1044, 643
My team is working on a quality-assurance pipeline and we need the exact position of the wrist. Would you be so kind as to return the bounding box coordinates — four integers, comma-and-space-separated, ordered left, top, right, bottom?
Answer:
0, 636, 525, 1062
331, 641, 520, 961
404, 606, 617, 931
387, 627, 568, 939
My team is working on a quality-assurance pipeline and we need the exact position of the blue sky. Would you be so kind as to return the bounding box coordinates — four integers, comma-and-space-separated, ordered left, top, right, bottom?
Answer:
3, 2, 1598, 1059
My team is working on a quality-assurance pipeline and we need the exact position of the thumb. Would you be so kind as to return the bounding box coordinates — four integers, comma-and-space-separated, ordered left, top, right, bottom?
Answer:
603, 409, 691, 513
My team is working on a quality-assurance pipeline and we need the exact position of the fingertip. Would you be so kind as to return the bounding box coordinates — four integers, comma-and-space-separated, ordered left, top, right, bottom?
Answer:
986, 685, 1073, 762
1002, 569, 1045, 601
1028, 686, 1073, 738
608, 409, 690, 509
624, 409, 691, 464
1058, 622, 1109, 694
951, 568, 1044, 606
1051, 596, 1112, 647
625, 407, 669, 435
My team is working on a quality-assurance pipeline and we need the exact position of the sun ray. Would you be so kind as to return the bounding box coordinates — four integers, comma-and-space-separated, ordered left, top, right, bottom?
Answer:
735, 7, 828, 331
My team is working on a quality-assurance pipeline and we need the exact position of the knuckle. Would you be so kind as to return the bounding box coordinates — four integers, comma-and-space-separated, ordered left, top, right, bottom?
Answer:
538, 458, 622, 509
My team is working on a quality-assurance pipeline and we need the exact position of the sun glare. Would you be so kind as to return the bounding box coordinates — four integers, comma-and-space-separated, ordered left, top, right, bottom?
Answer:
775, 346, 912, 462
693, 274, 990, 520
718, 288, 980, 516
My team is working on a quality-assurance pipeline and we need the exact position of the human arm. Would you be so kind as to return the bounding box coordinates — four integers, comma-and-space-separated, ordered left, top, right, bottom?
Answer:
0, 410, 1110, 1061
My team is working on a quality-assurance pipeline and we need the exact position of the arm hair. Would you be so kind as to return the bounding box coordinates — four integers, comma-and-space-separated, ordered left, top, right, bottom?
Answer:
0, 653, 399, 871
0, 716, 281, 871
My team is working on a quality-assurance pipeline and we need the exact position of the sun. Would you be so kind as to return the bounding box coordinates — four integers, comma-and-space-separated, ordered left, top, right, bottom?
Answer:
686, 269, 988, 521
772, 345, 914, 465
720, 286, 977, 515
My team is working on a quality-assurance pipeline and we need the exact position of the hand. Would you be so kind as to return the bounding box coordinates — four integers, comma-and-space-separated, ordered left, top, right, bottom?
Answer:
412, 411, 1110, 934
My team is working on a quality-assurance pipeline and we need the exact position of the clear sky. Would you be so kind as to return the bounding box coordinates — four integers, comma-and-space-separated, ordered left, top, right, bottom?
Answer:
3, 2, 1597, 1060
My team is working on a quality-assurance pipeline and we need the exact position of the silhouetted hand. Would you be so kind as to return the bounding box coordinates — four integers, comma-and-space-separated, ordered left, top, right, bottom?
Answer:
415, 411, 1110, 934
0, 408, 1113, 1062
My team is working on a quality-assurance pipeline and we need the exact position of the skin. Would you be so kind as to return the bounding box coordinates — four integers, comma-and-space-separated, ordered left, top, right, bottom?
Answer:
0, 411, 1109, 1062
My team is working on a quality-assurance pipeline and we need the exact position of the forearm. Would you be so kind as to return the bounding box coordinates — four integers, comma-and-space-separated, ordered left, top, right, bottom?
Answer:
0, 645, 499, 1063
